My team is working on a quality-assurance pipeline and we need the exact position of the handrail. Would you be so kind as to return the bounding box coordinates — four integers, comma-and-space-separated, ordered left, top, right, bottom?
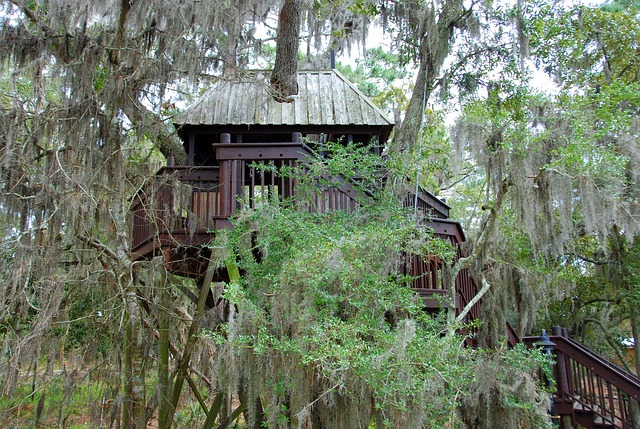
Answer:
553, 336, 640, 401
130, 166, 222, 252
404, 191, 450, 219
403, 220, 479, 324
214, 141, 367, 216
130, 142, 367, 254
524, 327, 640, 428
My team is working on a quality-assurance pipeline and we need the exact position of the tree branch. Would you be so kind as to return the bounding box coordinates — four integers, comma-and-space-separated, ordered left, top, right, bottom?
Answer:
454, 176, 511, 274
139, 316, 212, 388
77, 234, 119, 262
456, 274, 490, 323
583, 318, 635, 374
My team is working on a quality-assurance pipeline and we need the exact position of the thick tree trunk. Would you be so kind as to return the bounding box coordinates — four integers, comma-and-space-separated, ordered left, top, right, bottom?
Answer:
386, 0, 464, 194
271, 0, 301, 101
157, 273, 171, 429
123, 288, 146, 429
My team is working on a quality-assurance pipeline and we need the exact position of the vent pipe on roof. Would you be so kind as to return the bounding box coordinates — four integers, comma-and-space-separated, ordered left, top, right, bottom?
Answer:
331, 50, 336, 69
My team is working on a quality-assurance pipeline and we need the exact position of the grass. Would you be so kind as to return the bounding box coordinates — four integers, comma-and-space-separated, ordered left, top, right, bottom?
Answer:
0, 368, 113, 428
0, 366, 235, 429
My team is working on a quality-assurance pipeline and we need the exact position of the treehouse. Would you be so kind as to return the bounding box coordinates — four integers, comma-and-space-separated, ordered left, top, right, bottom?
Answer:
130, 69, 478, 319
130, 70, 640, 429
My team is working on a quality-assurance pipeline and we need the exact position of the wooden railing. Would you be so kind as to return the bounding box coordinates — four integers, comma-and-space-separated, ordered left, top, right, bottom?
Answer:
404, 191, 450, 219
130, 134, 479, 322
213, 141, 362, 216
426, 220, 479, 323
524, 327, 640, 429
131, 166, 221, 252
401, 219, 480, 322
131, 135, 366, 257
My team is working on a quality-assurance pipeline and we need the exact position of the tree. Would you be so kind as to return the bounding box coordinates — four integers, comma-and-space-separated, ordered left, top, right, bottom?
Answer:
0, 0, 380, 426
204, 142, 552, 428
447, 0, 640, 362
523, 0, 640, 373
5, 0, 627, 427
271, 0, 302, 100
0, 0, 272, 426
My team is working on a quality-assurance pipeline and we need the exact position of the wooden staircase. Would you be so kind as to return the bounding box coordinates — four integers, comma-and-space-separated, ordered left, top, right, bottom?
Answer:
524, 327, 640, 429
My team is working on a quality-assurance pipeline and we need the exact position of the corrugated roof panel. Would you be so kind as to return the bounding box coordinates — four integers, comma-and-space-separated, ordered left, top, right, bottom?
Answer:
280, 98, 292, 125
346, 80, 364, 124
211, 85, 223, 124
306, 73, 321, 125
254, 81, 268, 124
297, 73, 309, 123
227, 82, 239, 123
358, 94, 372, 125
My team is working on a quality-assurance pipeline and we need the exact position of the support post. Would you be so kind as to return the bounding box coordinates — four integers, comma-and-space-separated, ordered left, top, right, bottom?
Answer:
551, 326, 570, 399
165, 254, 217, 428
188, 135, 195, 166
219, 134, 232, 216
157, 261, 171, 429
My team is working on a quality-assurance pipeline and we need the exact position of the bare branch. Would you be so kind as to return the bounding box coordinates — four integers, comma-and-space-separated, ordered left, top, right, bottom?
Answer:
456, 274, 490, 323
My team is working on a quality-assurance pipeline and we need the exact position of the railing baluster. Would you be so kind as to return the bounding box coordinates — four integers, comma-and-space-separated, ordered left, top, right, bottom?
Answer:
606, 381, 615, 424
597, 375, 606, 419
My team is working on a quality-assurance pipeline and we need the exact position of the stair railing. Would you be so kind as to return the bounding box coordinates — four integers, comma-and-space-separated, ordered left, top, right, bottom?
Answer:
525, 327, 640, 429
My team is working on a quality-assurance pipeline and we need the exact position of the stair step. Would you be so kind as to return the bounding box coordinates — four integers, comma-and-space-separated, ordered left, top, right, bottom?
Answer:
572, 402, 618, 429
593, 415, 615, 428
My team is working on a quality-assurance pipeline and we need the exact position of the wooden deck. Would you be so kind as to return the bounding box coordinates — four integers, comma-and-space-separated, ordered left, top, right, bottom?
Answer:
130, 139, 480, 317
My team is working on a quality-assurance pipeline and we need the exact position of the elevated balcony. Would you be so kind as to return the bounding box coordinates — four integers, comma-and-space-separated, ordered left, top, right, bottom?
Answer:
130, 133, 365, 276
130, 133, 479, 318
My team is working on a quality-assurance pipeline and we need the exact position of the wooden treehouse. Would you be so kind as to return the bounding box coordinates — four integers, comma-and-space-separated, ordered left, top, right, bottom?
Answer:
130, 70, 640, 428
130, 69, 480, 322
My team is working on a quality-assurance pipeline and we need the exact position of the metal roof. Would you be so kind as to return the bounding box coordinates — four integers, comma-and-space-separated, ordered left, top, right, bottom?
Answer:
174, 70, 394, 128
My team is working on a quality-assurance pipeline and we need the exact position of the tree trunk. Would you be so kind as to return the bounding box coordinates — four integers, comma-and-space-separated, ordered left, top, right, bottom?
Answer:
386, 0, 464, 194
629, 307, 640, 427
271, 0, 301, 101
123, 288, 146, 429
157, 273, 171, 429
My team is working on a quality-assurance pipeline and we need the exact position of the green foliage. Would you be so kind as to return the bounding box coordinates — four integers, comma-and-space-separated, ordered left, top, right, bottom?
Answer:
303, 139, 384, 193
460, 344, 554, 429
337, 47, 411, 115
446, 0, 640, 377
218, 200, 473, 426
408, 109, 452, 194
201, 141, 551, 427
528, 3, 640, 88
0, 373, 111, 428
601, 0, 640, 12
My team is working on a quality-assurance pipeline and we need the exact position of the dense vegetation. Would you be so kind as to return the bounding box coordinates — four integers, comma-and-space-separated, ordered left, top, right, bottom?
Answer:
0, 0, 638, 427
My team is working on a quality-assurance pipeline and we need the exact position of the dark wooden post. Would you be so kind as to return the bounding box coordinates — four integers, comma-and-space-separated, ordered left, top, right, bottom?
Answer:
188, 134, 195, 166
167, 156, 175, 167
219, 133, 232, 216
552, 326, 570, 399
552, 326, 575, 429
